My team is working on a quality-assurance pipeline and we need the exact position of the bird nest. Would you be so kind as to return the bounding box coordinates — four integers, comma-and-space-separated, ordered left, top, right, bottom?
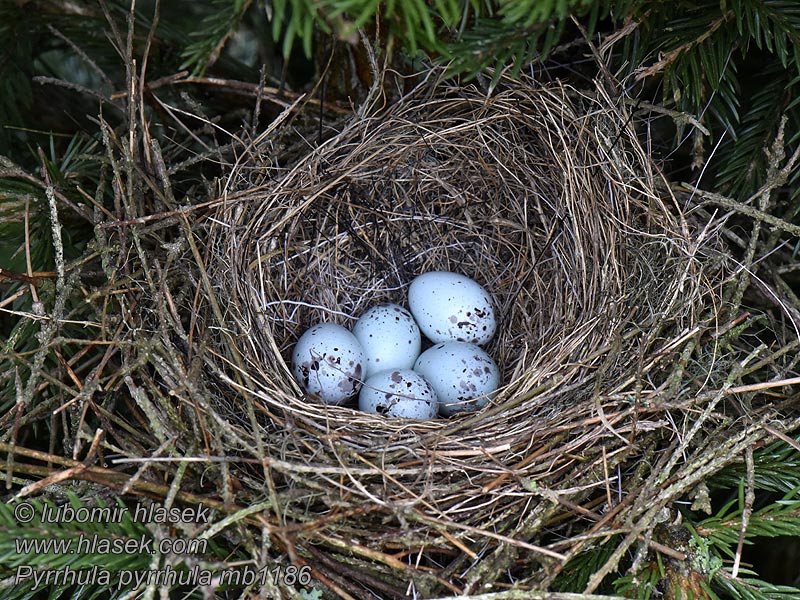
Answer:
199, 74, 772, 597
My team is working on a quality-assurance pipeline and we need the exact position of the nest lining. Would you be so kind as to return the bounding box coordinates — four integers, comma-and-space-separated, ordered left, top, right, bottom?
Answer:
205, 75, 731, 594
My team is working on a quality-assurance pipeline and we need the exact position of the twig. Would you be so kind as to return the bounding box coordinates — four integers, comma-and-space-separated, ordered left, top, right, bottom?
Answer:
411, 511, 566, 561
621, 98, 710, 136
12, 429, 104, 500
731, 447, 755, 578
635, 11, 733, 80
678, 185, 800, 238
429, 592, 628, 600
129, 73, 351, 114
24, 198, 39, 304
726, 376, 800, 395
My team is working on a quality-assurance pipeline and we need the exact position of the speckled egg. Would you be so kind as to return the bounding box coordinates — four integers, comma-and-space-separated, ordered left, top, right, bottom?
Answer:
413, 341, 500, 416
352, 304, 421, 378
291, 323, 364, 405
408, 271, 496, 345
358, 369, 439, 419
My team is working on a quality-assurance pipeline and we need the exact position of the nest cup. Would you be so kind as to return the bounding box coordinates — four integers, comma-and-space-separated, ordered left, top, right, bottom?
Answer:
209, 76, 713, 592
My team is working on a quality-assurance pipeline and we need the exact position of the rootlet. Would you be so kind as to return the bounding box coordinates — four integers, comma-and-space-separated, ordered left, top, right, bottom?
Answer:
37, 502, 213, 524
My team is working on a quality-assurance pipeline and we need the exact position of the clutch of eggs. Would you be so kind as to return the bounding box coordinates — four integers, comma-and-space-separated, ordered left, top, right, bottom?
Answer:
290, 271, 500, 419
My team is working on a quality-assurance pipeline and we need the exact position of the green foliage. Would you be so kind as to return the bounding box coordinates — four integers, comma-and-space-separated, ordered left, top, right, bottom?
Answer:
0, 493, 151, 599
699, 485, 800, 557
713, 65, 794, 198
732, 0, 800, 69
606, 485, 800, 600
180, 0, 254, 74
0, 3, 117, 159
613, 557, 663, 599
447, 0, 600, 81
0, 4, 34, 138
6, 0, 800, 209
186, 0, 799, 205
687, 438, 800, 598
710, 434, 800, 493
567, 436, 800, 599
444, 15, 569, 86
269, 0, 464, 58
551, 540, 620, 593
0, 492, 236, 599
692, 477, 800, 599
611, 0, 800, 200
713, 571, 800, 600
261, 0, 597, 70
0, 133, 103, 412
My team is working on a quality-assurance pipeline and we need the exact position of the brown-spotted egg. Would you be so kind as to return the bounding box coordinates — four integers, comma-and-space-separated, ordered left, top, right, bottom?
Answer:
408, 271, 496, 345
292, 323, 364, 405
358, 369, 439, 419
352, 304, 421, 378
413, 341, 500, 416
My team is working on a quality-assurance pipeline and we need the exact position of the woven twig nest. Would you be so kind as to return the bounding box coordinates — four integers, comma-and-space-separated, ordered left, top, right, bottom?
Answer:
207, 75, 729, 596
